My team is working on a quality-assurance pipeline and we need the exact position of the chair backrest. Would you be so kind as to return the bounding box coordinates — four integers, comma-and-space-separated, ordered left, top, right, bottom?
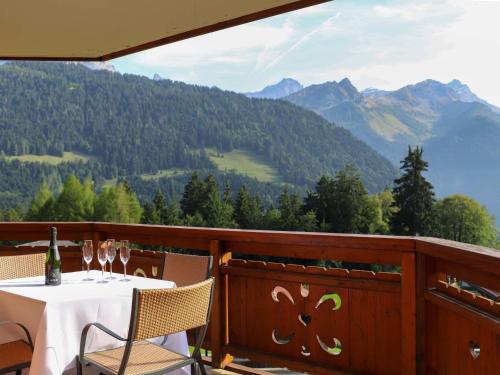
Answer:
0, 253, 45, 280
162, 252, 213, 287
132, 278, 215, 341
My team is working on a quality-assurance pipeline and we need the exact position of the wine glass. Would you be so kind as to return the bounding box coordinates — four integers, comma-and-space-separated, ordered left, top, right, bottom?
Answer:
119, 240, 131, 282
106, 239, 117, 280
97, 241, 109, 283
82, 240, 94, 281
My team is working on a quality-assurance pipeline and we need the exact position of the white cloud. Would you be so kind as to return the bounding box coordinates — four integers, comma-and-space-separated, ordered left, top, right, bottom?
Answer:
132, 23, 294, 68
264, 13, 340, 70
372, 3, 449, 21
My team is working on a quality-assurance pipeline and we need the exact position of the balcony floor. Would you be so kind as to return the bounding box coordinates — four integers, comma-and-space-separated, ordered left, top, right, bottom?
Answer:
63, 365, 238, 375
68, 363, 298, 375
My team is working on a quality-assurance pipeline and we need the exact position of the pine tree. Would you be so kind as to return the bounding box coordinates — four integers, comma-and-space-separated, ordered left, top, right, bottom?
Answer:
141, 201, 158, 224
234, 185, 263, 229
180, 172, 206, 217
302, 175, 335, 230
304, 169, 370, 233
298, 210, 318, 232
330, 166, 369, 233
278, 186, 302, 231
223, 182, 233, 206
164, 200, 183, 226
391, 146, 435, 235
203, 175, 235, 228
153, 190, 167, 224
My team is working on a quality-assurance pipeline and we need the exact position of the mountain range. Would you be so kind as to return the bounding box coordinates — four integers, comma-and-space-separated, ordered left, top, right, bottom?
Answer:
0, 62, 396, 209
245, 78, 303, 99
253, 77, 500, 222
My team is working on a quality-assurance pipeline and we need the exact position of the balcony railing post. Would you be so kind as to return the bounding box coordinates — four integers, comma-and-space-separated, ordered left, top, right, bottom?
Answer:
401, 252, 417, 375
209, 239, 232, 369
415, 252, 428, 375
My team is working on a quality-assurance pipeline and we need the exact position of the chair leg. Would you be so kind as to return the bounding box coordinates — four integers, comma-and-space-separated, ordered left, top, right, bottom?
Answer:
190, 362, 197, 375
196, 355, 207, 375
76, 356, 82, 375
16, 370, 22, 375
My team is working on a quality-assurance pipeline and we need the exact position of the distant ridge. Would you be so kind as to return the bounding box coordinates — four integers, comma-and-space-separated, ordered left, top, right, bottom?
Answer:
446, 79, 500, 114
245, 78, 303, 99
284, 77, 500, 223
76, 61, 116, 72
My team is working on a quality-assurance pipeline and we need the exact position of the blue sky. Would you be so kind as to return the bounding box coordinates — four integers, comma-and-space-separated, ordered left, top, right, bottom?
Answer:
113, 0, 500, 105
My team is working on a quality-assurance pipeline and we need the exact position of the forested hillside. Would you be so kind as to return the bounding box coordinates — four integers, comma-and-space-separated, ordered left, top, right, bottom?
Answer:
0, 62, 396, 209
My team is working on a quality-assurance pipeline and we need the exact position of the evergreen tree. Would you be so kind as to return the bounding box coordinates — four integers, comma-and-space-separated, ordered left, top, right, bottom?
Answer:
153, 190, 167, 224
223, 182, 233, 206
329, 166, 369, 233
392, 146, 435, 235
141, 201, 158, 224
234, 185, 263, 229
184, 212, 206, 227
203, 175, 235, 228
298, 210, 318, 232
302, 175, 334, 229
164, 200, 183, 226
180, 172, 206, 217
263, 208, 282, 231
278, 187, 302, 231
304, 169, 370, 233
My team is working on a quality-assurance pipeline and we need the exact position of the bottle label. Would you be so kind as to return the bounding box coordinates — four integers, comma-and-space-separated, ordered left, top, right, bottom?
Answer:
46, 268, 61, 285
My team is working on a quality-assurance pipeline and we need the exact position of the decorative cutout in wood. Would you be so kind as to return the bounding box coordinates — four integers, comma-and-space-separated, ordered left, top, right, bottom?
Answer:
315, 292, 342, 311
272, 328, 295, 345
317, 335, 342, 356
301, 283, 309, 297
298, 313, 312, 327
469, 340, 480, 359
271, 286, 295, 304
271, 284, 343, 356
134, 268, 147, 277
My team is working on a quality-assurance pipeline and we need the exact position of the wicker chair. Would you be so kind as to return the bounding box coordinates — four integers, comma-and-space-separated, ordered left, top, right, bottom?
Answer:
0, 253, 43, 374
162, 252, 213, 287
77, 278, 215, 375
0, 253, 45, 281
162, 253, 213, 373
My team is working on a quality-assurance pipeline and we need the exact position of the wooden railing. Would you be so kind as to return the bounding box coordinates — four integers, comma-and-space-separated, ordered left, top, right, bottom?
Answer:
0, 222, 498, 375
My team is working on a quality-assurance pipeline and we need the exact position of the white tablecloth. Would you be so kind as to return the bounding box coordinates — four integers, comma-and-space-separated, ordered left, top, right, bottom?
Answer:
0, 271, 190, 375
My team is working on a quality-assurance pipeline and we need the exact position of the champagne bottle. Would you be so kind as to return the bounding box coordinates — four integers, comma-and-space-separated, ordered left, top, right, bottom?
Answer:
45, 227, 61, 286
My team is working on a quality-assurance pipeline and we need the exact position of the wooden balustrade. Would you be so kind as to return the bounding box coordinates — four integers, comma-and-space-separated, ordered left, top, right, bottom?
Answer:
0, 222, 498, 374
